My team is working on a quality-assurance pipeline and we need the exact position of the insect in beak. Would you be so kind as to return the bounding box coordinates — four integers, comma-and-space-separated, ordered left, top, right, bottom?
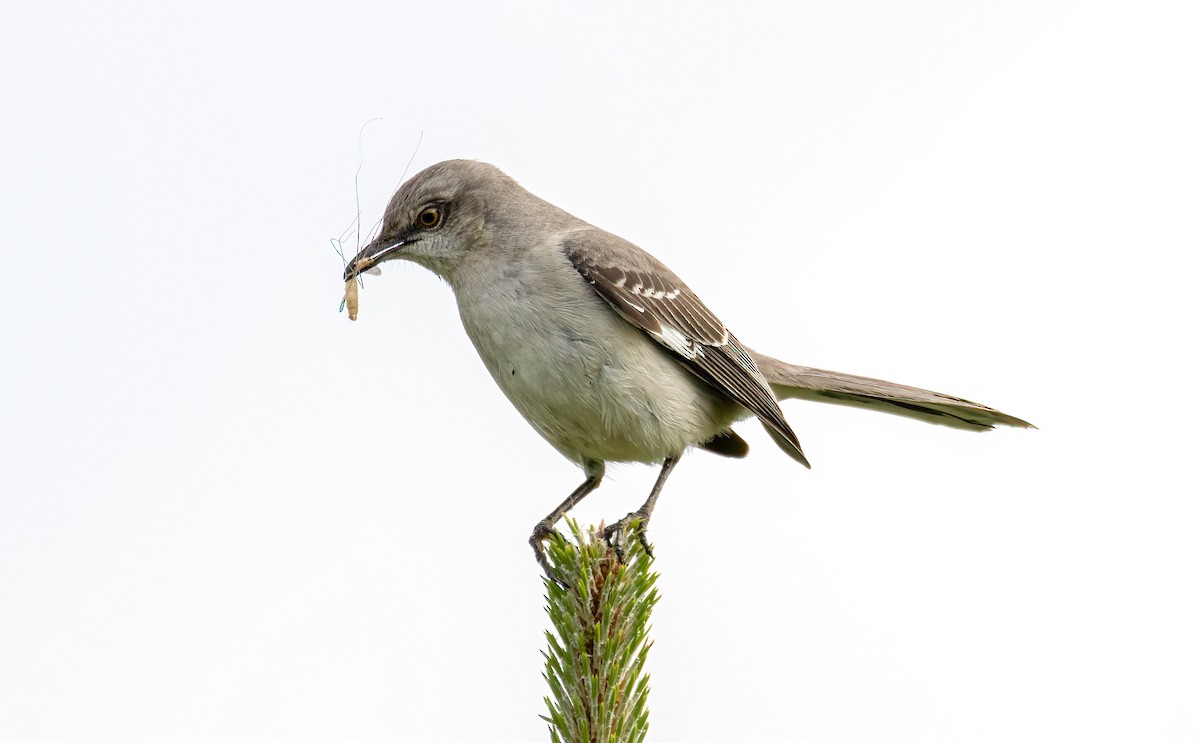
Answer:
340, 262, 383, 322
343, 238, 407, 282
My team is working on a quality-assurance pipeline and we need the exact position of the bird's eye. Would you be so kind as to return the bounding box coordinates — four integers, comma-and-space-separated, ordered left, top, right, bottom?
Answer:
417, 206, 443, 229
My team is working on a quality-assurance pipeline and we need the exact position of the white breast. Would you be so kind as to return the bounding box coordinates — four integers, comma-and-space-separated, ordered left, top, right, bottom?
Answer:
449, 243, 744, 465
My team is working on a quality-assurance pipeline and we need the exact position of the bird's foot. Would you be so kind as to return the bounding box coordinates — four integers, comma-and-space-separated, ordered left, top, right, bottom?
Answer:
529, 521, 572, 589
603, 510, 653, 563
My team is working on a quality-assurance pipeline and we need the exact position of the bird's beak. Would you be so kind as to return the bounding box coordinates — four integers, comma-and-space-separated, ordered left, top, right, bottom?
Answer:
343, 237, 408, 281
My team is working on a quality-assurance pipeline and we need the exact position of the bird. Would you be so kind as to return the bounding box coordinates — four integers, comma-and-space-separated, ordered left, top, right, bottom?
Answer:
342, 159, 1031, 578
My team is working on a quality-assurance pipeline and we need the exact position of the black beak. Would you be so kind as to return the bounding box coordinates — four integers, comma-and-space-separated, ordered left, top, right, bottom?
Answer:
343, 237, 408, 281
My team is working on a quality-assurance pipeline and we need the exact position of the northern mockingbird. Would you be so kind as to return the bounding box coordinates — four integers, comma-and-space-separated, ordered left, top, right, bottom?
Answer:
343, 160, 1031, 576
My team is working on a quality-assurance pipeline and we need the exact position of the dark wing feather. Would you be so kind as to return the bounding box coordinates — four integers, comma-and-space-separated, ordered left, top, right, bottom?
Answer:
562, 230, 809, 466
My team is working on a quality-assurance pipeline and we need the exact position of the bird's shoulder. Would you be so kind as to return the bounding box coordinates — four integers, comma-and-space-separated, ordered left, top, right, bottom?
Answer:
557, 228, 729, 354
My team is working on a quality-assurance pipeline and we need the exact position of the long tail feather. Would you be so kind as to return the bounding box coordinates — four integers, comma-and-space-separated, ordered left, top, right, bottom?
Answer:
750, 351, 1033, 431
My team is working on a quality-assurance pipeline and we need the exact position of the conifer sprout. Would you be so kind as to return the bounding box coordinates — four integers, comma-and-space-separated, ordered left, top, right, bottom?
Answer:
542, 520, 657, 743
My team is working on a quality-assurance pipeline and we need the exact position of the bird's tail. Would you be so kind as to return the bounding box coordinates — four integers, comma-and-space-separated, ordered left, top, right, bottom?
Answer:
750, 351, 1033, 431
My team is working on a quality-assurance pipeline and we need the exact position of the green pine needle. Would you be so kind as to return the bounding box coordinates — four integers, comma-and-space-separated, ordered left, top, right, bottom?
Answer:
540, 520, 659, 743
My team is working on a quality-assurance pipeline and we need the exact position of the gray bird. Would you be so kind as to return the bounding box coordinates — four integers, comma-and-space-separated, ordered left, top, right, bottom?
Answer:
343, 160, 1031, 577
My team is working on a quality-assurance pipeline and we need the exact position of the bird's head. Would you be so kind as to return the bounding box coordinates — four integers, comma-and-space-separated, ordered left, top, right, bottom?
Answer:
344, 159, 548, 282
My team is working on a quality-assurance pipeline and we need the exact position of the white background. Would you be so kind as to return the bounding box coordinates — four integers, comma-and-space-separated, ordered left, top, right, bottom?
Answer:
2, 2, 1197, 741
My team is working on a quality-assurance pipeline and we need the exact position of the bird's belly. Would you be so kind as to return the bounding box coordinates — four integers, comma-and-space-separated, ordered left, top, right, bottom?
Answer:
457, 282, 742, 464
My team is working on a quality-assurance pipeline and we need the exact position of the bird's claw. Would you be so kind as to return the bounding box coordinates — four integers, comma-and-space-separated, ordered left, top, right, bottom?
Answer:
530, 522, 573, 589
603, 511, 653, 563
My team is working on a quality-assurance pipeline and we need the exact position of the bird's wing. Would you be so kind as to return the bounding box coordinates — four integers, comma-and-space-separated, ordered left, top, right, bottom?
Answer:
561, 230, 809, 466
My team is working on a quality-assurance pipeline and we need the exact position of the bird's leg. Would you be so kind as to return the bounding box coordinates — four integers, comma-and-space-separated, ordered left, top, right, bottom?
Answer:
604, 456, 679, 562
530, 460, 605, 585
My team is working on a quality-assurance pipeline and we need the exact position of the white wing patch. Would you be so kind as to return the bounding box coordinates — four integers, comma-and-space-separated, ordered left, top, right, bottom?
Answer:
628, 285, 683, 301
656, 325, 703, 359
